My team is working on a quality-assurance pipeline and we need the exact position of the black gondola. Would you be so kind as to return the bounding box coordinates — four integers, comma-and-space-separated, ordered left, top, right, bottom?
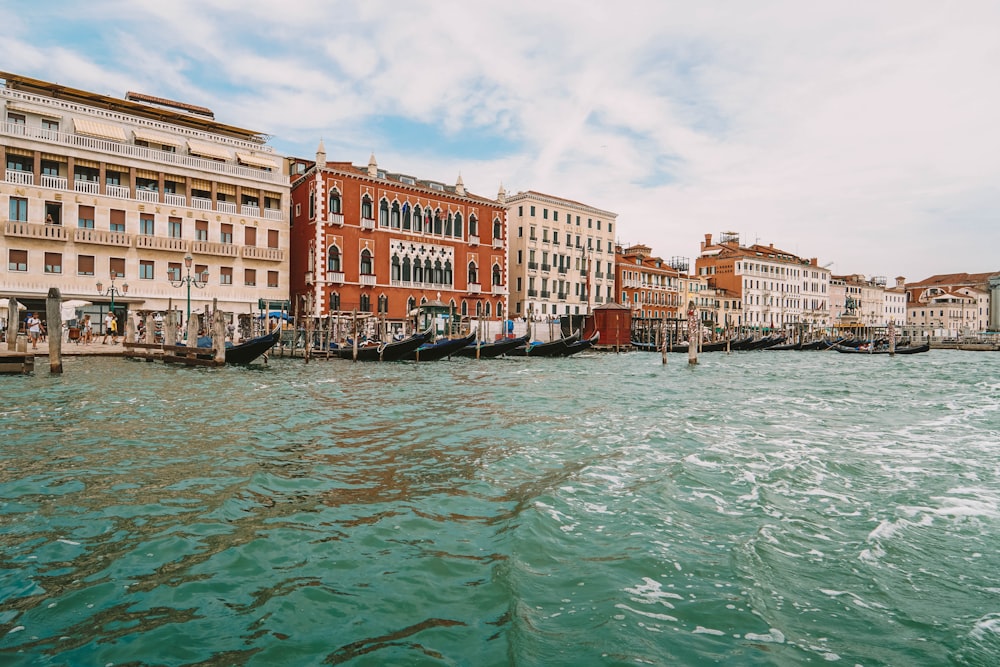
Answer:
401, 331, 478, 361
560, 331, 600, 356
337, 327, 432, 361
508, 330, 581, 357
831, 343, 930, 355
454, 333, 531, 359
224, 327, 282, 364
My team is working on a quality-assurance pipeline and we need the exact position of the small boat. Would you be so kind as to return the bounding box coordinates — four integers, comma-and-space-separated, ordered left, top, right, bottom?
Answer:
224, 327, 282, 364
337, 327, 432, 361
454, 333, 531, 359
630, 340, 660, 352
560, 331, 600, 356
401, 331, 478, 362
508, 330, 581, 357
830, 343, 930, 355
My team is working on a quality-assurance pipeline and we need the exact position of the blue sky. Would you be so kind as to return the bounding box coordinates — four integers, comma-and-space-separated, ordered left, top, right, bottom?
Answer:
5, 0, 1000, 280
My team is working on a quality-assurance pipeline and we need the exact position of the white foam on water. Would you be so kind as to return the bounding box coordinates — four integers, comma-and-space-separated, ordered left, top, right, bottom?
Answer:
7, 626, 25, 634
624, 577, 683, 609
614, 603, 678, 623
693, 626, 725, 636
970, 612, 1000, 639
742, 628, 786, 643
57, 539, 80, 546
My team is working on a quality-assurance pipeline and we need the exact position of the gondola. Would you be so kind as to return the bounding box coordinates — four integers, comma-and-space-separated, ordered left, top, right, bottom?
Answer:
630, 340, 660, 352
559, 331, 600, 356
454, 333, 531, 359
224, 327, 282, 364
401, 331, 478, 362
508, 330, 581, 357
830, 343, 930, 355
336, 327, 432, 361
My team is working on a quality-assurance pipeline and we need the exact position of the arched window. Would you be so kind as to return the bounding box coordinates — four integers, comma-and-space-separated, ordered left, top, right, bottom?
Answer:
444, 212, 453, 237
434, 260, 443, 284
485, 302, 492, 317
433, 209, 443, 235
329, 292, 340, 311
359, 293, 371, 312
402, 202, 411, 230
407, 297, 416, 315
493, 218, 502, 240
424, 259, 433, 282
497, 302, 504, 319
492, 264, 501, 286
468, 214, 478, 237
443, 260, 453, 285
360, 248, 373, 275
391, 255, 401, 281
390, 201, 401, 228
402, 257, 412, 281
327, 245, 341, 272
476, 301, 483, 317
379, 199, 389, 227
413, 260, 423, 283
468, 261, 478, 285
461, 301, 468, 317
361, 195, 373, 220
378, 294, 388, 314
454, 212, 463, 238
424, 208, 433, 233
329, 189, 342, 214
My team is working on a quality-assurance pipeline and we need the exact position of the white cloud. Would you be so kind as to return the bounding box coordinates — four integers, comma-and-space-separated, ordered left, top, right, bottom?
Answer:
6, 0, 1000, 279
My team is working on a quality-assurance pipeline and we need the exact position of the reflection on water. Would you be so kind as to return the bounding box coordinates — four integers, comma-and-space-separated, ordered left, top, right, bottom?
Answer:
2, 351, 1000, 665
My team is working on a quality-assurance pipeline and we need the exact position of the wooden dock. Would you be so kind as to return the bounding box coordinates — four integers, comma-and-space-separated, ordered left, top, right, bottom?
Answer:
123, 342, 224, 366
0, 351, 34, 374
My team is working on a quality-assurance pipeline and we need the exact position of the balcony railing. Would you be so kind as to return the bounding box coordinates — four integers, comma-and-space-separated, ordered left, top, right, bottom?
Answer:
190, 196, 212, 210
5, 169, 33, 185
328, 271, 345, 284
328, 213, 344, 226
217, 201, 237, 214
360, 218, 376, 231
165, 193, 187, 207
136, 189, 159, 203
468, 283, 481, 294
528, 261, 538, 270
106, 184, 130, 199
492, 285, 506, 295
558, 292, 568, 300
74, 227, 131, 247
135, 235, 189, 252
263, 208, 283, 221
191, 240, 238, 257
74, 180, 100, 195
527, 289, 538, 297
492, 237, 503, 249
241, 246, 284, 262
41, 174, 68, 190
4, 220, 70, 241
541, 264, 551, 271
541, 290, 551, 298
468, 235, 479, 246
241, 205, 261, 218
360, 273, 377, 286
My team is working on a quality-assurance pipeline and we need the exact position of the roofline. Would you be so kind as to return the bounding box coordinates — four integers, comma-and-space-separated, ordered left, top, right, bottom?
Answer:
505, 189, 617, 218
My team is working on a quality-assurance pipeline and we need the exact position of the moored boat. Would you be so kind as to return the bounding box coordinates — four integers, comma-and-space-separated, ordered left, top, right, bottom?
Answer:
401, 331, 478, 362
560, 331, 600, 356
508, 330, 581, 357
336, 327, 432, 361
830, 343, 930, 355
454, 333, 531, 359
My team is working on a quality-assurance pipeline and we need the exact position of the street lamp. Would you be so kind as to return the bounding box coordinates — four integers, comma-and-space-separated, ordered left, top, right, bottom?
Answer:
96, 274, 128, 314
169, 253, 208, 327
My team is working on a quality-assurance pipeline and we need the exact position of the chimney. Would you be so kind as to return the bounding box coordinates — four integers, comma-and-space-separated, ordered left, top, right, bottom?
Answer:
702, 233, 712, 250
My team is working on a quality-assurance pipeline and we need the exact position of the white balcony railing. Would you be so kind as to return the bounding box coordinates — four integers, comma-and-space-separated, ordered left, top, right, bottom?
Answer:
191, 197, 212, 210
492, 285, 507, 296
165, 193, 186, 207
5, 169, 33, 185
328, 213, 344, 226
360, 273, 377, 286
217, 201, 237, 214
263, 208, 283, 221
241, 205, 261, 218
492, 238, 503, 249
136, 189, 159, 203
328, 271, 345, 284
5, 220, 70, 241
74, 227, 132, 247
106, 184, 130, 199
41, 175, 68, 190
191, 240, 238, 257
135, 235, 189, 252
360, 218, 375, 231
74, 180, 100, 194
468, 283, 482, 294
468, 235, 479, 246
241, 246, 284, 262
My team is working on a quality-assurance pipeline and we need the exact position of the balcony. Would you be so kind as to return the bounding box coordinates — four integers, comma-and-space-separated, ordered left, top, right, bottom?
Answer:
5, 169, 33, 185
191, 196, 212, 210
241, 204, 261, 218
492, 284, 507, 296
135, 235, 189, 252
558, 266, 567, 274
540, 290, 551, 298
528, 261, 539, 270
136, 189, 159, 203
328, 271, 345, 284
191, 240, 238, 257
360, 217, 376, 231
165, 193, 187, 207
360, 273, 377, 286
75, 180, 100, 195
263, 208, 283, 221
328, 213, 344, 226
107, 184, 130, 199
5, 220, 70, 241
217, 201, 238, 214
492, 237, 503, 249
241, 246, 284, 262
527, 289, 538, 297
468, 234, 479, 246
541, 264, 551, 272
41, 174, 68, 190
468, 283, 482, 294
558, 292, 568, 300
74, 227, 131, 247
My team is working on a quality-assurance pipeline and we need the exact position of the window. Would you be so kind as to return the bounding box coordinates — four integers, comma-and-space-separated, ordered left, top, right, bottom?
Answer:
308, 192, 315, 219
220, 266, 233, 285
78, 205, 95, 229
391, 256, 401, 281
468, 261, 478, 284
360, 249, 373, 275
379, 199, 389, 227
493, 264, 502, 286
7, 112, 26, 131
543, 208, 548, 219
110, 209, 126, 232
169, 217, 182, 238
196, 220, 208, 241
9, 198, 27, 222
493, 218, 502, 240
328, 246, 341, 272
140, 215, 155, 236
8, 249, 27, 272
359, 294, 371, 312
361, 195, 373, 220
378, 294, 388, 314
245, 226, 257, 246
244, 268, 256, 286
329, 190, 342, 214
268, 230, 279, 248
110, 257, 125, 278
167, 262, 181, 281
43, 252, 62, 274
402, 202, 411, 230
530, 206, 535, 216
390, 201, 400, 228
78, 255, 95, 276
329, 292, 341, 311
221, 223, 233, 244
139, 259, 154, 280
45, 202, 62, 225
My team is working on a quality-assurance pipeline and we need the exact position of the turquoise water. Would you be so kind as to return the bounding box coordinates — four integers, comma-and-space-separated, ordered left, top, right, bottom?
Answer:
2, 350, 999, 666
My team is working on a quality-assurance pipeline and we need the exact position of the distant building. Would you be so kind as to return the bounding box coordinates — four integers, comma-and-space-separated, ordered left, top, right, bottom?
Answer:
695, 232, 830, 331
905, 272, 998, 335
505, 191, 616, 319
287, 147, 506, 331
1, 70, 289, 326
830, 274, 892, 329
615, 243, 685, 319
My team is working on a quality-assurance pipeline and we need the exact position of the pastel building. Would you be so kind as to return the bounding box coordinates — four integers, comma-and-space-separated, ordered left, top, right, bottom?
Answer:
905, 272, 997, 335
1, 71, 289, 328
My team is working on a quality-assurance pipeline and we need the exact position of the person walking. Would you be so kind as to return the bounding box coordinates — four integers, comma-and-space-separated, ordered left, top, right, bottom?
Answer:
103, 312, 114, 344
27, 313, 42, 349
109, 312, 119, 344
82, 314, 93, 345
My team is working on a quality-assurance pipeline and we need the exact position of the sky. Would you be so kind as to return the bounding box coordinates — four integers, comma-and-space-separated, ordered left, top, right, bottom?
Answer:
4, 0, 999, 281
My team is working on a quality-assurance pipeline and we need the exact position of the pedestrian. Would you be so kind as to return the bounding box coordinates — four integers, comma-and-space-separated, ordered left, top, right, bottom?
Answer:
109, 313, 119, 344
102, 312, 113, 344
82, 314, 93, 344
27, 312, 41, 349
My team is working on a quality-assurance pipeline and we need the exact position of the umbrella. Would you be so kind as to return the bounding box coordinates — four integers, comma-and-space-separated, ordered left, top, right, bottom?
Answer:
60, 299, 92, 322
0, 298, 27, 311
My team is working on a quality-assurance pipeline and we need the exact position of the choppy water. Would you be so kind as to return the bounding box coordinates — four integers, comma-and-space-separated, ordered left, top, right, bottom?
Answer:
2, 349, 999, 666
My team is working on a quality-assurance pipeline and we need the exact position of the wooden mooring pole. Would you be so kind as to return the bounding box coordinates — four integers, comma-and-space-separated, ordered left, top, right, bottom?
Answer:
45, 288, 63, 374
687, 301, 698, 365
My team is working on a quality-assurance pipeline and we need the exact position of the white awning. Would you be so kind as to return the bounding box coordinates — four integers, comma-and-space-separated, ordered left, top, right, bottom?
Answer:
133, 127, 182, 146
5, 102, 63, 120
73, 118, 127, 142
236, 152, 278, 170
187, 139, 230, 161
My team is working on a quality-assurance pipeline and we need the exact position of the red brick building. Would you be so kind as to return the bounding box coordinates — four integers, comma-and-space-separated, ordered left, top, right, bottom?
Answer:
289, 146, 507, 332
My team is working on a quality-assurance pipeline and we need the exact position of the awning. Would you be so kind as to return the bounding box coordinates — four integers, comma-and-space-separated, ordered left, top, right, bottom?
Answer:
5, 102, 63, 120
133, 127, 181, 146
187, 139, 230, 161
236, 152, 277, 170
73, 118, 127, 142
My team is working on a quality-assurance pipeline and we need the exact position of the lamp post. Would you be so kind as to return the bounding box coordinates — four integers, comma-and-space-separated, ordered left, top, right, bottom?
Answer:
96, 274, 128, 315
169, 253, 208, 328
